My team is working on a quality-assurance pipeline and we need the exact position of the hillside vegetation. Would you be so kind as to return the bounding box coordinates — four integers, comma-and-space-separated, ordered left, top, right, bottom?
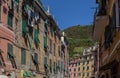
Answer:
63, 25, 95, 58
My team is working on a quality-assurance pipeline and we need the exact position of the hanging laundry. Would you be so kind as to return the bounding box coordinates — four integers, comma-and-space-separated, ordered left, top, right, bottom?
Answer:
14, 0, 18, 10
31, 11, 35, 18
20, 70, 24, 78
27, 10, 31, 19
31, 19, 34, 27
10, 71, 16, 78
8, 0, 12, 9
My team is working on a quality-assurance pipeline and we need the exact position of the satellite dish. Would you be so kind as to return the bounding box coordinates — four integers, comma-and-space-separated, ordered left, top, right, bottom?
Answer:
0, 75, 8, 78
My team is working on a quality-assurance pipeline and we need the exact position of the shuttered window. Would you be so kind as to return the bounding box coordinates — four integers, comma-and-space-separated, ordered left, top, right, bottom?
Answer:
44, 36, 47, 49
7, 43, 13, 58
50, 59, 52, 73
8, 12, 13, 28
34, 29, 39, 45
34, 53, 38, 64
22, 17, 28, 37
49, 39, 52, 53
44, 57, 47, 67
21, 48, 26, 64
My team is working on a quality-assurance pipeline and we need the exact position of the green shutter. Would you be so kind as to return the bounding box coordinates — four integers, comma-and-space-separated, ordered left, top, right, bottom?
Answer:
22, 18, 28, 37
44, 57, 47, 67
8, 12, 13, 28
34, 53, 38, 64
21, 49, 26, 64
50, 39, 52, 53
50, 59, 52, 73
7, 43, 13, 56
44, 36, 47, 49
34, 29, 39, 45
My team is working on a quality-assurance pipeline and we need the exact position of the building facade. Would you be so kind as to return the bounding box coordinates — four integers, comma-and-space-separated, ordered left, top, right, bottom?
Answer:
93, 0, 120, 77
0, 0, 69, 78
69, 47, 94, 78
0, 0, 15, 77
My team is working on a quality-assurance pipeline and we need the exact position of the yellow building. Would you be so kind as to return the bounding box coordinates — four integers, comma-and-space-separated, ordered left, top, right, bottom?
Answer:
69, 47, 94, 78
93, 0, 120, 77
79, 48, 94, 78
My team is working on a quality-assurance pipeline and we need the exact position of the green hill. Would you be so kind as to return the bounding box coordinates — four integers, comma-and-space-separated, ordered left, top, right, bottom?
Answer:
63, 25, 95, 58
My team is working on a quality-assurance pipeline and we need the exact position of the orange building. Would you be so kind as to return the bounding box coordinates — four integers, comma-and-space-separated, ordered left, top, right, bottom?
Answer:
0, 0, 15, 77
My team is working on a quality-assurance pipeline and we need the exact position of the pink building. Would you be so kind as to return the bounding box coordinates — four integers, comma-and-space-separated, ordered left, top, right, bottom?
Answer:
0, 0, 15, 76
69, 58, 81, 78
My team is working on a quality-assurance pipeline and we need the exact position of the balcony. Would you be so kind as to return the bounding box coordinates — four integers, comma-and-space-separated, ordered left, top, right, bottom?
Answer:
93, 12, 109, 41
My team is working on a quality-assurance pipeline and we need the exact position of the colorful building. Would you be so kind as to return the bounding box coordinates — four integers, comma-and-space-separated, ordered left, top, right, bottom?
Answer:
0, 0, 15, 77
69, 47, 94, 78
0, 0, 69, 78
93, 0, 120, 77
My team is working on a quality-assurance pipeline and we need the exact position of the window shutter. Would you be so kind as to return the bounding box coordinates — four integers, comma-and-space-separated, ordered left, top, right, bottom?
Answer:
7, 43, 13, 57
44, 36, 47, 49
21, 49, 26, 64
22, 18, 28, 36
50, 59, 52, 73
34, 29, 39, 45
44, 57, 47, 67
8, 12, 13, 28
34, 53, 38, 64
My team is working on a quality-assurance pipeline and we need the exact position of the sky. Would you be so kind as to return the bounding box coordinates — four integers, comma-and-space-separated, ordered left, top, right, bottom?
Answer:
41, 0, 97, 30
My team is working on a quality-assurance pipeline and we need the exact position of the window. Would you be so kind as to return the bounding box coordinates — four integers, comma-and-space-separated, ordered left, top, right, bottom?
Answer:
50, 39, 52, 53
87, 73, 89, 76
83, 72, 85, 76
74, 68, 76, 72
34, 29, 39, 45
34, 53, 38, 64
72, 64, 74, 67
74, 73, 76, 77
50, 59, 52, 73
22, 17, 28, 37
8, 12, 13, 29
54, 43, 56, 56
87, 61, 89, 64
58, 46, 60, 56
7, 43, 13, 59
78, 73, 80, 76
87, 66, 89, 70
54, 62, 56, 74
44, 36, 47, 49
83, 66, 85, 70
78, 62, 80, 65
83, 61, 85, 65
21, 48, 26, 64
78, 67, 80, 71
44, 57, 48, 68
